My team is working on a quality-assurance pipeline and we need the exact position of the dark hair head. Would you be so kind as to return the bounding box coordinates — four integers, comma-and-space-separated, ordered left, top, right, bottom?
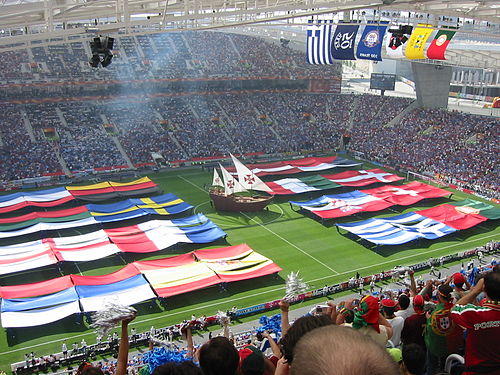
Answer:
398, 294, 410, 310
402, 344, 426, 375
438, 284, 453, 302
484, 271, 500, 301
152, 361, 202, 375
80, 367, 104, 375
199, 337, 239, 375
382, 306, 396, 317
280, 315, 333, 363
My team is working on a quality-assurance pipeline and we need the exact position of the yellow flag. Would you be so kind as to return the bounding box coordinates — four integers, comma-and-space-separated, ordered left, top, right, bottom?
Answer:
405, 24, 434, 59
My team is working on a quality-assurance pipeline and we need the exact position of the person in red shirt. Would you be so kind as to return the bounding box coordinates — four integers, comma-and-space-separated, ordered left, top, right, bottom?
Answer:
401, 295, 427, 350
451, 270, 500, 375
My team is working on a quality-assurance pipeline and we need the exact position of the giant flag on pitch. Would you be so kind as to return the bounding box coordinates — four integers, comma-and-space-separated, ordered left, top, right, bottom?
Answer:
331, 24, 359, 60
0, 206, 90, 231
0, 187, 75, 214
67, 177, 161, 201
306, 19, 334, 64
104, 214, 226, 253
0, 287, 81, 328
266, 169, 403, 195
426, 29, 457, 60
337, 200, 500, 245
356, 22, 389, 61
0, 244, 280, 327
291, 181, 450, 219
230, 156, 361, 177
405, 24, 434, 59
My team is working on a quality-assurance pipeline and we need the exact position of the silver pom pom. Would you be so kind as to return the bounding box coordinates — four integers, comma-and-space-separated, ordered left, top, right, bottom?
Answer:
90, 302, 137, 336
284, 271, 308, 301
149, 336, 176, 349
216, 311, 230, 326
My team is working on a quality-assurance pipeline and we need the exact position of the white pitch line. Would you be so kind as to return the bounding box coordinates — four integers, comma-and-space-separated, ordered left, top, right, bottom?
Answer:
240, 211, 340, 275
179, 175, 339, 275
178, 175, 206, 192
2, 216, 498, 356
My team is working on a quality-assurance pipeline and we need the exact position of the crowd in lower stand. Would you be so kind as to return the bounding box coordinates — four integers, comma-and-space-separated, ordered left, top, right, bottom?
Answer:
12, 242, 499, 375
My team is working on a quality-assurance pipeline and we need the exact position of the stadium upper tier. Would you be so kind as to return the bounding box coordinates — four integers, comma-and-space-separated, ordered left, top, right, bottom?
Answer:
0, 92, 498, 196
0, 31, 341, 84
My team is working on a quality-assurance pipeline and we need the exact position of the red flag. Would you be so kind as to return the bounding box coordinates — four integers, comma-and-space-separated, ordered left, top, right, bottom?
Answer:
426, 29, 456, 60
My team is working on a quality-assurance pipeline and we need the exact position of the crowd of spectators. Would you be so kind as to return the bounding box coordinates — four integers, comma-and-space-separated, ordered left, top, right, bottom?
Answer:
350, 107, 499, 196
0, 103, 61, 181
0, 32, 340, 84
16, 252, 497, 375
0, 92, 498, 196
57, 102, 128, 170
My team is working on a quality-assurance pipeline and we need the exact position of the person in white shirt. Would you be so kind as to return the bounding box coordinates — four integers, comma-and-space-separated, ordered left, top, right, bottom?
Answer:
381, 299, 404, 348
61, 342, 68, 359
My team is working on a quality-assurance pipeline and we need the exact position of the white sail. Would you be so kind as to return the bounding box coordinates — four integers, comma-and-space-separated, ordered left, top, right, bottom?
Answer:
230, 154, 273, 193
219, 164, 246, 195
212, 168, 224, 188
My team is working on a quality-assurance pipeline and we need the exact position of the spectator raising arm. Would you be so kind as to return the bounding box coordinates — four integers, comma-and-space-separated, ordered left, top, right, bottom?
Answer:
279, 300, 290, 335
115, 314, 136, 375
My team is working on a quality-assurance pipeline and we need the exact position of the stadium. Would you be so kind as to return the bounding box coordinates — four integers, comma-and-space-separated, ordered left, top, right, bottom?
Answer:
0, 0, 499, 374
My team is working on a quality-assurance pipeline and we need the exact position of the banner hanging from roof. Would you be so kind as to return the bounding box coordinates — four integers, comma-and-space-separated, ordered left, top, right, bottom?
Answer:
331, 24, 359, 60
386, 25, 413, 57
426, 29, 457, 60
356, 22, 389, 61
306, 19, 335, 65
404, 24, 434, 59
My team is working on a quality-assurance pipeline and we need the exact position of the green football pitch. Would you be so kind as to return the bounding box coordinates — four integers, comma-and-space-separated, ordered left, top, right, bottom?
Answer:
0, 163, 498, 371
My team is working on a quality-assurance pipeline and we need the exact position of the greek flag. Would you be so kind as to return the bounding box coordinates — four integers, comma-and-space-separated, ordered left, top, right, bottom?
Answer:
306, 19, 334, 64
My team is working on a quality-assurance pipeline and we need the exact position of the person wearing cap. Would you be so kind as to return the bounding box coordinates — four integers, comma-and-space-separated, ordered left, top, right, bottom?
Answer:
451, 272, 471, 303
238, 345, 275, 375
451, 271, 500, 375
352, 295, 393, 347
401, 295, 427, 351
423, 284, 460, 375
381, 298, 404, 347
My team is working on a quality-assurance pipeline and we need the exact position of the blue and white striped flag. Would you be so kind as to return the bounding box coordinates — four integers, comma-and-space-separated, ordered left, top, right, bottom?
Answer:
306, 19, 334, 64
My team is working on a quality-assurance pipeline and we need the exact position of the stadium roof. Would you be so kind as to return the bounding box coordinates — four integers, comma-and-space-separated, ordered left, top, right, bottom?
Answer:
0, 0, 499, 68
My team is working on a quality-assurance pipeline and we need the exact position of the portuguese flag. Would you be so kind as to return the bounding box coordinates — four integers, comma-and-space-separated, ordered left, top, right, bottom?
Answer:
426, 29, 456, 60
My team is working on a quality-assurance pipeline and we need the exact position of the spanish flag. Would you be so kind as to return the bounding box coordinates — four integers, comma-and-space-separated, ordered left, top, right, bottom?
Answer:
405, 24, 434, 59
